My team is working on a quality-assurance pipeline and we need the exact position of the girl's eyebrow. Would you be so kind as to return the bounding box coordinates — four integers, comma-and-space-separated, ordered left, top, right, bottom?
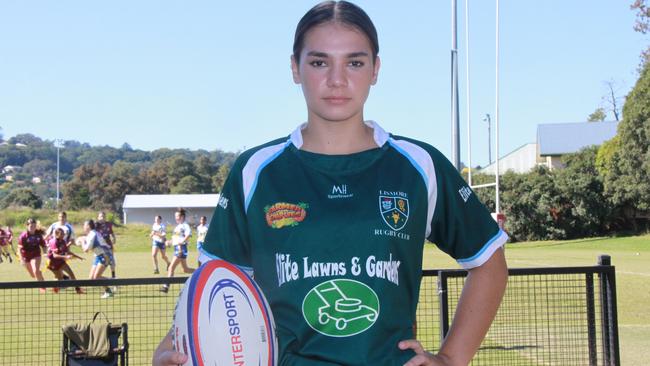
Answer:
306, 51, 370, 58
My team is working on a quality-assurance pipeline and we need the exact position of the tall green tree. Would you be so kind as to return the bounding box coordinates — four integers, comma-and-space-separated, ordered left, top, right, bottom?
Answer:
604, 63, 650, 214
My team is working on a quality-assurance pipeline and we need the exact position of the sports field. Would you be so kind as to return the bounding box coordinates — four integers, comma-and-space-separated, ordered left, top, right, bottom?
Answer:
0, 223, 647, 365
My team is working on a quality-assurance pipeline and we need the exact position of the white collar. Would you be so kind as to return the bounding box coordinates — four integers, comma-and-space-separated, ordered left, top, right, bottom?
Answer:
289, 120, 389, 149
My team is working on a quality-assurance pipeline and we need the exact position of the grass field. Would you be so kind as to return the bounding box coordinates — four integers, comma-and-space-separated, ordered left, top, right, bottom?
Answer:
0, 223, 647, 365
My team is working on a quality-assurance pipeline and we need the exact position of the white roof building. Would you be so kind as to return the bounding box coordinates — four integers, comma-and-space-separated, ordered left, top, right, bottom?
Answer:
122, 194, 220, 225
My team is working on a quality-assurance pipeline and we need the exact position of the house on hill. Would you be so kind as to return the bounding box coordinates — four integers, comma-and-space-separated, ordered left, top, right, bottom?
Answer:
122, 194, 221, 225
480, 121, 619, 174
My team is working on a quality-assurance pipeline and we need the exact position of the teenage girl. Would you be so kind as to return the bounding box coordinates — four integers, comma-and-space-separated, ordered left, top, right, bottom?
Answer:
150, 215, 170, 274
154, 2, 508, 365
159, 208, 194, 293
18, 218, 47, 293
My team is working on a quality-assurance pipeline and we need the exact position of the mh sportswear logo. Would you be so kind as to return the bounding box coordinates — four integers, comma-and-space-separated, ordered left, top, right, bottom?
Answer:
302, 279, 379, 337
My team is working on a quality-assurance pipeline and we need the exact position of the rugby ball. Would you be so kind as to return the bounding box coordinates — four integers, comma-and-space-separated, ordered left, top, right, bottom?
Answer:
172, 259, 277, 366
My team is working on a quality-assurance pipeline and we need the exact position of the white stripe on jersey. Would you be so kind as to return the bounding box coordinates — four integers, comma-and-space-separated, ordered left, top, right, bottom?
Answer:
388, 138, 438, 239
242, 141, 291, 212
457, 229, 508, 269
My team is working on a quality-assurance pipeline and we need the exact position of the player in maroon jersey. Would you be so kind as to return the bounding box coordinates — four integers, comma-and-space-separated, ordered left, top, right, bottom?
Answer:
17, 218, 46, 293
46, 228, 85, 294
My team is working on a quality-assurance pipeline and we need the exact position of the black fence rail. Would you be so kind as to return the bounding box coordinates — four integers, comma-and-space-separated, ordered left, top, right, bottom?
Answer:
0, 256, 619, 365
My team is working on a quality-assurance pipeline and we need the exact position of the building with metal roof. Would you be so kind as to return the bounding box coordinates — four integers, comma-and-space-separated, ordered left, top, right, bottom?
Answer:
122, 194, 220, 225
537, 121, 619, 169
480, 121, 619, 175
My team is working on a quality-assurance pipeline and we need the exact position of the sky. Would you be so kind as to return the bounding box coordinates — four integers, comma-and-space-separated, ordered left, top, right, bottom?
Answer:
0, 1, 646, 167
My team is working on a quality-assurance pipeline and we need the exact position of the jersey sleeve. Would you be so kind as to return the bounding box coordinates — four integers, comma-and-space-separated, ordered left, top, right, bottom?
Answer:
199, 157, 253, 273
426, 149, 508, 269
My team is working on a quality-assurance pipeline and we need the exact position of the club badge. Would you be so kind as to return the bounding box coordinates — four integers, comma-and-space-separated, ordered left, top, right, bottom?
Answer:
379, 195, 409, 231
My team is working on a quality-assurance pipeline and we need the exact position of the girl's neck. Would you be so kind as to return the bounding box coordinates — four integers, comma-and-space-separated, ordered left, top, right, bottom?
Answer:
300, 118, 377, 155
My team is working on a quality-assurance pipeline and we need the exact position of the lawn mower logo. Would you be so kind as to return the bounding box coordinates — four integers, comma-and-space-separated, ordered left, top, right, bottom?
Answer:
302, 279, 379, 337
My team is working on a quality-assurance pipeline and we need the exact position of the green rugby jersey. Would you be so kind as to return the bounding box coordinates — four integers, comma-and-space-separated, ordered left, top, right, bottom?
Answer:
200, 121, 508, 365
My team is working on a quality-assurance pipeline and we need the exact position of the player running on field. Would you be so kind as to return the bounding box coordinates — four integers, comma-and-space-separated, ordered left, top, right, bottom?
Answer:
150, 215, 170, 274
46, 227, 85, 294
160, 208, 194, 293
80, 220, 114, 299
96, 211, 117, 281
18, 218, 47, 293
0, 226, 13, 263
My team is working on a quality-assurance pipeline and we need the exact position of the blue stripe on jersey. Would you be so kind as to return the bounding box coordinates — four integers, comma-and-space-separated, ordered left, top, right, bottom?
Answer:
242, 140, 291, 213
388, 138, 438, 238
456, 229, 508, 269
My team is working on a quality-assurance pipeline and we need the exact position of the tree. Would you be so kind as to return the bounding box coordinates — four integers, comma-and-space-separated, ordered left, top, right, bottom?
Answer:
632, 0, 650, 65
212, 164, 231, 192
172, 176, 202, 194
0, 188, 43, 209
588, 107, 606, 122
603, 61, 650, 222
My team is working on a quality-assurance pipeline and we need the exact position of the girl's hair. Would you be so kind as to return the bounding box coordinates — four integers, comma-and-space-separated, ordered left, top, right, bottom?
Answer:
176, 208, 186, 218
26, 218, 37, 225
54, 227, 64, 237
293, 1, 378, 65
200, 216, 207, 221
156, 215, 162, 220
85, 220, 96, 230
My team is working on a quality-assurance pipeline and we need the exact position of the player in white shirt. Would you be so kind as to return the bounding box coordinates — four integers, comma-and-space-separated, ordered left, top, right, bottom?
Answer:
160, 208, 194, 293
150, 215, 171, 274
45, 211, 75, 246
80, 220, 114, 298
195, 216, 208, 266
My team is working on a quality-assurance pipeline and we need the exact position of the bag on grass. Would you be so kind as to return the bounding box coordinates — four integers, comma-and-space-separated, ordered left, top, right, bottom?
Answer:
62, 312, 111, 358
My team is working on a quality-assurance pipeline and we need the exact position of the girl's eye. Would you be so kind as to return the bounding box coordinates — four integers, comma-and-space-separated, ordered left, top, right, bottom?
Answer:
349, 60, 364, 68
309, 60, 327, 67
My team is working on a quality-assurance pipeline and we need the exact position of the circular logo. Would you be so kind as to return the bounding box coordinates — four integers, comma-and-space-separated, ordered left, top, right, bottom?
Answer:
302, 279, 379, 337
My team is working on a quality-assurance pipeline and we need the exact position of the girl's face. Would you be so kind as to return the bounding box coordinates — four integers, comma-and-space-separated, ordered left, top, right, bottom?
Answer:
200, 217, 206, 225
27, 222, 36, 233
175, 212, 184, 224
83, 223, 91, 234
154, 216, 161, 224
55, 230, 64, 240
291, 22, 380, 126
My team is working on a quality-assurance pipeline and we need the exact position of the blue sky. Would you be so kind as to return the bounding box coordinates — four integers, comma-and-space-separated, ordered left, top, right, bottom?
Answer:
0, 1, 646, 167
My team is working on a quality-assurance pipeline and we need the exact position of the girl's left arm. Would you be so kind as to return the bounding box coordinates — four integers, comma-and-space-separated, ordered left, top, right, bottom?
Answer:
401, 248, 508, 366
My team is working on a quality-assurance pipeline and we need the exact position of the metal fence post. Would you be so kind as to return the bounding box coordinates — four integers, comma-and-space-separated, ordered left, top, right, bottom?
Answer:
598, 255, 620, 366
585, 272, 597, 366
438, 270, 450, 341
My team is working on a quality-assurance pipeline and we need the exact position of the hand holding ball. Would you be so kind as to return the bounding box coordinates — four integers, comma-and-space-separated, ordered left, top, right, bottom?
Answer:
172, 259, 277, 366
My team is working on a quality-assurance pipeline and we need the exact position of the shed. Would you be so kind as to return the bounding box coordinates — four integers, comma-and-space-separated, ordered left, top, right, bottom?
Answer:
537, 121, 619, 169
122, 194, 220, 226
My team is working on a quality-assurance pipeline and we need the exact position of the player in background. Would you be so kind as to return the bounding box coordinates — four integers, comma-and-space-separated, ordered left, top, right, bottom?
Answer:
195, 216, 208, 267
46, 227, 85, 294
0, 227, 13, 263
96, 211, 118, 281
159, 208, 194, 293
5, 226, 17, 261
150, 215, 170, 274
17, 218, 47, 293
45, 211, 75, 246
80, 220, 114, 299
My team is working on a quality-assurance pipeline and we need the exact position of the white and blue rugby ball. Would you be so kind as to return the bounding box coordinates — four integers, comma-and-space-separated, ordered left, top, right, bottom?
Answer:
172, 259, 277, 366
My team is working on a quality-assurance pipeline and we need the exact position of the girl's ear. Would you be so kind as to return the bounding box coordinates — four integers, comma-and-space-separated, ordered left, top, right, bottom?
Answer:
371, 56, 381, 85
291, 55, 301, 84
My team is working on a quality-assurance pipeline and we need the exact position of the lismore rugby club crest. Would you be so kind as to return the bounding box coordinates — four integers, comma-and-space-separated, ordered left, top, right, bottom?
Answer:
379, 193, 409, 231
